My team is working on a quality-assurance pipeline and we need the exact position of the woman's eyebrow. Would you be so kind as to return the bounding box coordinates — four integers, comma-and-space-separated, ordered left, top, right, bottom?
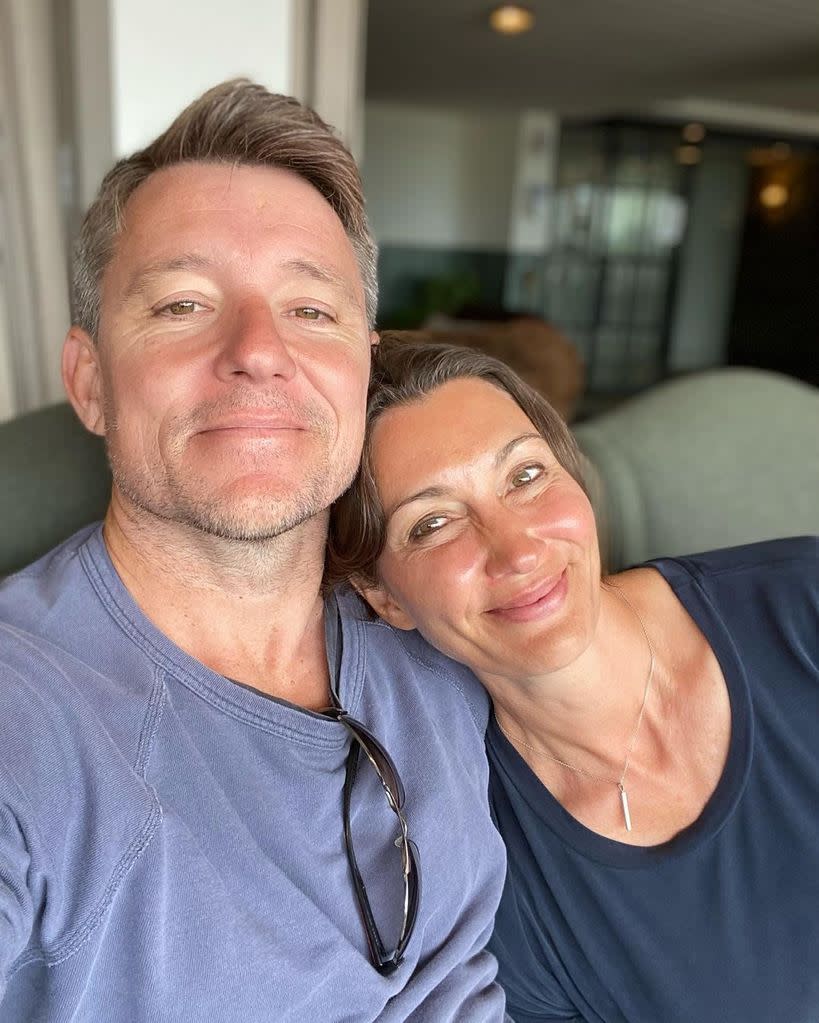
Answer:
387, 485, 449, 518
494, 433, 543, 468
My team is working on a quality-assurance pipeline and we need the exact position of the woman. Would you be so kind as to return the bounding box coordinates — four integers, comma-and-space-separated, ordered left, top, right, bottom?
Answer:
329, 333, 819, 1023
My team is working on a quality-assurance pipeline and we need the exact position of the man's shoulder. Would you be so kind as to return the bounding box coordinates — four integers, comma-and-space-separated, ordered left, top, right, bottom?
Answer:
0, 619, 159, 860
0, 618, 151, 768
0, 525, 100, 630
337, 587, 491, 734
0, 525, 160, 799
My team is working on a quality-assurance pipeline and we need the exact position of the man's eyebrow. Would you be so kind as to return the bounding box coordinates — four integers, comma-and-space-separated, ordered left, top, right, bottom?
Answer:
123, 254, 216, 302
280, 258, 362, 307
386, 433, 544, 518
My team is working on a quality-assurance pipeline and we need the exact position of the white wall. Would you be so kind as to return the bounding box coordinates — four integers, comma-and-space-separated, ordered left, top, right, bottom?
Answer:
71, 0, 115, 209
109, 0, 294, 155
362, 101, 519, 250
506, 111, 559, 253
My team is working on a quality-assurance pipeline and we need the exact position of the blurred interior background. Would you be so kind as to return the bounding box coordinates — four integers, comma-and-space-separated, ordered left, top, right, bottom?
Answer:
1, 0, 817, 424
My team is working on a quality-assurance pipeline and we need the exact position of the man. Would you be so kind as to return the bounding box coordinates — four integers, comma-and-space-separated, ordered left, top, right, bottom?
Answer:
0, 80, 507, 1021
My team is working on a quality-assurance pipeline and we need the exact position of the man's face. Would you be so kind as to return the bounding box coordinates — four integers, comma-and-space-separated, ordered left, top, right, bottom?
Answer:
81, 162, 373, 541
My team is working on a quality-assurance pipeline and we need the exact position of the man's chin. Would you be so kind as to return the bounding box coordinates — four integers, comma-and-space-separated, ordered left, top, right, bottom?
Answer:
111, 480, 330, 544
169, 492, 330, 543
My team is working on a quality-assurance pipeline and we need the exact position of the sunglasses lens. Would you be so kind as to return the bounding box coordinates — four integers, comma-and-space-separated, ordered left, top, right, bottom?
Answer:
336, 714, 419, 974
347, 719, 405, 807
396, 840, 421, 957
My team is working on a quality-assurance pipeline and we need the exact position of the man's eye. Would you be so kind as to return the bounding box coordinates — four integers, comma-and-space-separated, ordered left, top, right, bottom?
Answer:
294, 306, 324, 320
511, 465, 543, 488
409, 515, 448, 541
160, 300, 201, 316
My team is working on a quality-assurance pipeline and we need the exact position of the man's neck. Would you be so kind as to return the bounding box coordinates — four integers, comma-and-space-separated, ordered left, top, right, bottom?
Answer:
102, 495, 333, 710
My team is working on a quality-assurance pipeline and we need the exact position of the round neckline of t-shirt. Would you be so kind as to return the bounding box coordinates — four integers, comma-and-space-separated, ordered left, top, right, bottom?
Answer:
487, 559, 754, 869
79, 525, 366, 748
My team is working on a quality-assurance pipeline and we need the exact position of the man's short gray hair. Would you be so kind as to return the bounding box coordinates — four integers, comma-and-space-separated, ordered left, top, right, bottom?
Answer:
72, 78, 378, 337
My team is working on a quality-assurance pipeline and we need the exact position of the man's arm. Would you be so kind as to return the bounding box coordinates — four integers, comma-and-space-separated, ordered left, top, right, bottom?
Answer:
0, 768, 37, 999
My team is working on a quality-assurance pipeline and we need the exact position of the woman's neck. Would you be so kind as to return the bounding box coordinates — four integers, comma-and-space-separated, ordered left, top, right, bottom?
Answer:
483, 573, 658, 777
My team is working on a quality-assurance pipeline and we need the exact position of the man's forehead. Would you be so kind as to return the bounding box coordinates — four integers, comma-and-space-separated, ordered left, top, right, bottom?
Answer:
105, 161, 361, 291
121, 161, 342, 230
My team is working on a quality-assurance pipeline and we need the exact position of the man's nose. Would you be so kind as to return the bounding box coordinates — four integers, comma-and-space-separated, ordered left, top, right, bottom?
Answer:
214, 298, 297, 382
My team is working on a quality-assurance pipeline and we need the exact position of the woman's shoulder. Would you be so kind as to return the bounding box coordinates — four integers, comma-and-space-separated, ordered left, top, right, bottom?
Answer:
609, 536, 818, 673
615, 536, 817, 604
648, 535, 817, 581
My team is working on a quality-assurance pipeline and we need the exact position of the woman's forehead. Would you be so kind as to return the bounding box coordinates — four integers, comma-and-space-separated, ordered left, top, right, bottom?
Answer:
380, 377, 533, 434
370, 378, 543, 500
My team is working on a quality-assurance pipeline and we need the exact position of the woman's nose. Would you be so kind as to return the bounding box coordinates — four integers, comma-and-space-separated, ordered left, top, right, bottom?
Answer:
483, 520, 542, 579
214, 298, 297, 382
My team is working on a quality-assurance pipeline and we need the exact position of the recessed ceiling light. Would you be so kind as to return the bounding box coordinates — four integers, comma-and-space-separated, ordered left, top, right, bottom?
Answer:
489, 4, 535, 35
681, 122, 706, 144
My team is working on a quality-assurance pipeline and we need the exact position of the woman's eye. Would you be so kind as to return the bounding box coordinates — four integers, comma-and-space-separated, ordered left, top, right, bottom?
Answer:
409, 515, 448, 541
511, 464, 544, 488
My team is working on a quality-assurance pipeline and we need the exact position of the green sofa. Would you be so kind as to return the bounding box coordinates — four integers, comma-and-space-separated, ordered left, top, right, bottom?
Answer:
573, 367, 819, 570
1, 368, 817, 577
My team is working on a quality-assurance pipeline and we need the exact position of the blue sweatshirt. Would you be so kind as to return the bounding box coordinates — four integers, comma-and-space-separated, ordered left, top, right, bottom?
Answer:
0, 525, 507, 1021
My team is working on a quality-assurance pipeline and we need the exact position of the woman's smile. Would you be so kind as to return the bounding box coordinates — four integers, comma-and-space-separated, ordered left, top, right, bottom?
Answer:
486, 568, 569, 622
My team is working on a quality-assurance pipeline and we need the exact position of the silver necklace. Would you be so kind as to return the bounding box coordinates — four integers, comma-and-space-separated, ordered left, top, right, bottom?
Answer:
497, 582, 655, 832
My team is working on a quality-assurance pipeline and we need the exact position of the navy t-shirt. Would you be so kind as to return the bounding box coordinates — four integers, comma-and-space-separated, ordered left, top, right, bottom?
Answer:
487, 537, 819, 1023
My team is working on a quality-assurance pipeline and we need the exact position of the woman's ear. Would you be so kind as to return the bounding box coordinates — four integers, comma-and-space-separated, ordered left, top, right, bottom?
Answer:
352, 576, 416, 631
62, 327, 106, 436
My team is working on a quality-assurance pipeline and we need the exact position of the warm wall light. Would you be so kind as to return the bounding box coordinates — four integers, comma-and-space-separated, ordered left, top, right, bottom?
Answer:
489, 4, 535, 35
759, 182, 789, 209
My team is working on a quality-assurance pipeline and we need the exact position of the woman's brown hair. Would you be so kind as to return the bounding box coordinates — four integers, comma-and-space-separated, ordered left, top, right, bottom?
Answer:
327, 331, 587, 588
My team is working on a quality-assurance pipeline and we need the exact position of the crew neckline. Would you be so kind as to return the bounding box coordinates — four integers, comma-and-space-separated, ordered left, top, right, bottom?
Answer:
487, 558, 754, 869
78, 525, 366, 747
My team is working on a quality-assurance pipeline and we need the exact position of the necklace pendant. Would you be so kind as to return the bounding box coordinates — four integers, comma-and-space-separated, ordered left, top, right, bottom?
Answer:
618, 783, 633, 832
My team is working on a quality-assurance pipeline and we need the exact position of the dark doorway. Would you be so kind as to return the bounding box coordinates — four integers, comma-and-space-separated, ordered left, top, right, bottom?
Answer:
728, 152, 819, 386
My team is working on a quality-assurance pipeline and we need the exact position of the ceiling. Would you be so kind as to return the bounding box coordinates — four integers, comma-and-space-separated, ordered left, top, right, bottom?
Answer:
365, 0, 819, 125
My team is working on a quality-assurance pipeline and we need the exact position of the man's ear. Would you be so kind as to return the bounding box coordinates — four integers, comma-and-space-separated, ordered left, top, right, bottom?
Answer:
352, 576, 415, 631
62, 327, 105, 436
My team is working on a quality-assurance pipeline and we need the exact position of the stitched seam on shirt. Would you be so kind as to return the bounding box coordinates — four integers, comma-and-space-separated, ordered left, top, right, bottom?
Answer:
11, 795, 164, 972
0, 657, 64, 891
79, 546, 346, 749
134, 666, 167, 778
343, 611, 367, 718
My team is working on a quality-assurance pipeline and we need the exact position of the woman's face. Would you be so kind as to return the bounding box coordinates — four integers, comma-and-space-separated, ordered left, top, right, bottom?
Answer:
362, 376, 601, 683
